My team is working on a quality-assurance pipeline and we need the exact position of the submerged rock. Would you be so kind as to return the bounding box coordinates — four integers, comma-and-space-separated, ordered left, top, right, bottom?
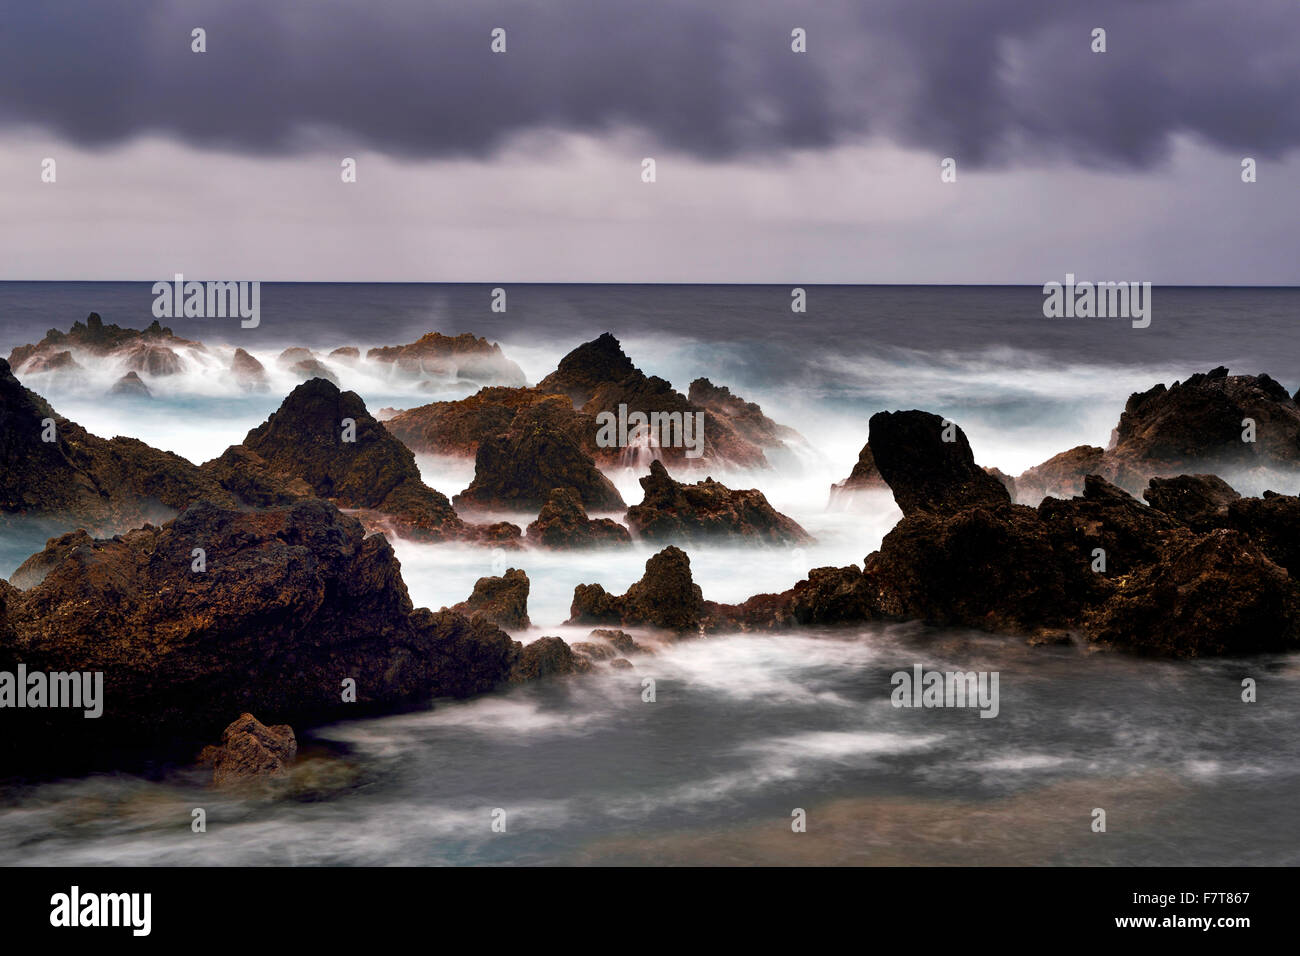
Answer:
366, 332, 526, 387
828, 442, 889, 507
22, 350, 82, 375
509, 636, 590, 681
121, 343, 184, 377
231, 348, 269, 391
8, 313, 199, 373
289, 359, 339, 385
110, 371, 152, 398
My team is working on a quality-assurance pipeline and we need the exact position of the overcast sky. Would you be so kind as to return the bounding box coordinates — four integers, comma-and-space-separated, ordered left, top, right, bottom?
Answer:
1, 0, 1296, 283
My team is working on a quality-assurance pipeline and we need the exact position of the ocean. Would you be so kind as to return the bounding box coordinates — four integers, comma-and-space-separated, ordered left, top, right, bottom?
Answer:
1, 282, 1298, 865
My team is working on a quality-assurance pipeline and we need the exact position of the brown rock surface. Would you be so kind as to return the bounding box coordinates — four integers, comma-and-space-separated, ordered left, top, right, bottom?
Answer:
625, 460, 811, 545
525, 487, 632, 549
568, 546, 705, 633
0, 499, 525, 772
199, 713, 298, 787
449, 568, 531, 631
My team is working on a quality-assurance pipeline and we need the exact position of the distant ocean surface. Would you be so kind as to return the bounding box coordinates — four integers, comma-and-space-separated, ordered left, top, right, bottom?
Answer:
1, 282, 1298, 866
2, 282, 1297, 372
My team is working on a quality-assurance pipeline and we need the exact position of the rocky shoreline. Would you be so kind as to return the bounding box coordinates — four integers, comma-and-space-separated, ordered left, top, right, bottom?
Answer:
5, 315, 1300, 780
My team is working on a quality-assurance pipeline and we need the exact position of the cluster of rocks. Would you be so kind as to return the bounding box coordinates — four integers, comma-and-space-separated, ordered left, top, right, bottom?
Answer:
831, 368, 1300, 509
365, 332, 527, 388
386, 334, 806, 472
0, 499, 548, 774
566, 409, 1300, 658
9, 315, 530, 399
9, 313, 201, 389
0, 358, 515, 543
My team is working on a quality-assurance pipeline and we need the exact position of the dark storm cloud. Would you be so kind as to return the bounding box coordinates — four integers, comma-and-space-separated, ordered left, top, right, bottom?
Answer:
2, 0, 1296, 167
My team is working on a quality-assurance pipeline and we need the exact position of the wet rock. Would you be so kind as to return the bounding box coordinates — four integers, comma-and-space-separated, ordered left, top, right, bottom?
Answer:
1039, 475, 1183, 581
687, 378, 809, 454
509, 636, 589, 681
1, 358, 238, 535
366, 332, 526, 387
1226, 491, 1300, 574
828, 443, 889, 507
536, 332, 638, 407
1014, 446, 1109, 504
328, 347, 361, 364
232, 377, 472, 540
1019, 369, 1300, 499
1085, 530, 1299, 656
454, 403, 625, 512
867, 410, 1011, 517
8, 529, 95, 590
384, 387, 586, 457
449, 568, 531, 631
609, 658, 634, 670
9, 314, 199, 371
199, 713, 297, 788
984, 466, 1017, 498
289, 359, 339, 385
587, 628, 648, 655
624, 459, 811, 545
199, 446, 314, 507
571, 641, 617, 661
526, 487, 632, 549
110, 371, 152, 398
22, 350, 83, 375
569, 546, 705, 633
121, 343, 184, 377
538, 333, 772, 469
1143, 474, 1240, 531
1109, 367, 1300, 482
0, 499, 525, 773
865, 503, 1071, 634
231, 348, 269, 391
276, 347, 317, 367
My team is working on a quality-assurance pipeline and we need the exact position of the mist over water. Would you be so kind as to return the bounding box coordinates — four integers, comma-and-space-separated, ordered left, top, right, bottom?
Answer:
2, 283, 1299, 865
